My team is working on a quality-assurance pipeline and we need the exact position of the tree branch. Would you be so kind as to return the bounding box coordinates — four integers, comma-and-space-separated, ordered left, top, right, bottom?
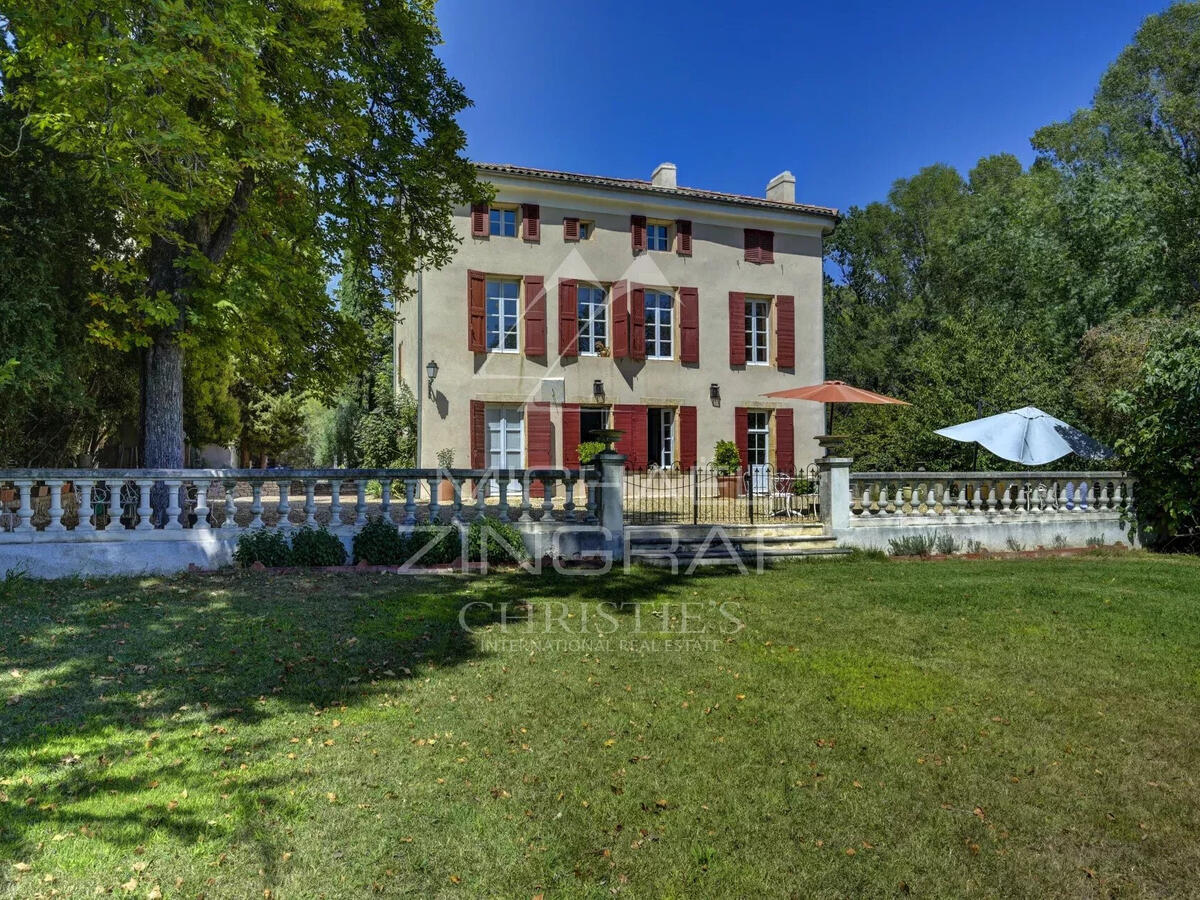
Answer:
204, 170, 256, 264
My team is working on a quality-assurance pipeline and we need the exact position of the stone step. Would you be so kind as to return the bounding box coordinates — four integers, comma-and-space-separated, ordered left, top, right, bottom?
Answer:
633, 546, 852, 567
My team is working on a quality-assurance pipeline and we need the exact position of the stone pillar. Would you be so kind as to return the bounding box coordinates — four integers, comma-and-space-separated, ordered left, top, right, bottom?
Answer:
593, 450, 626, 561
816, 456, 852, 534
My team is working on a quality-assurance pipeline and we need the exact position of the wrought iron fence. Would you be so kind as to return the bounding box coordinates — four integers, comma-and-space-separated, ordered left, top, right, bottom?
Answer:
623, 465, 820, 525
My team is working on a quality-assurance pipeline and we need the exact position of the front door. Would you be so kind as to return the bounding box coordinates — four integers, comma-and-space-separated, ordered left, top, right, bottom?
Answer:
747, 411, 770, 494
486, 406, 524, 495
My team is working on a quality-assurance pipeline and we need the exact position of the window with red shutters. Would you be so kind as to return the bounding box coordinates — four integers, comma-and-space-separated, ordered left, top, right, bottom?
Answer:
525, 403, 552, 497
675, 219, 692, 256
470, 400, 486, 469
522, 204, 540, 243
678, 406, 697, 470
557, 279, 578, 358
611, 281, 629, 358
734, 407, 749, 470
524, 275, 546, 357
613, 404, 647, 470
775, 294, 795, 369
679, 287, 699, 364
630, 215, 647, 253
629, 407, 648, 470
613, 405, 633, 466
629, 284, 646, 361
470, 203, 488, 238
561, 404, 581, 468
744, 228, 775, 264
467, 270, 486, 352
728, 292, 746, 365
563, 217, 580, 242
774, 408, 794, 474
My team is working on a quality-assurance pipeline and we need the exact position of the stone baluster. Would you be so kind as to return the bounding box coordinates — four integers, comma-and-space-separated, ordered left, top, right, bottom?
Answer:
473, 476, 486, 521
163, 478, 183, 531
329, 479, 343, 529
938, 482, 951, 515
45, 480, 66, 533
14, 480, 34, 533
497, 475, 511, 523
248, 481, 265, 529
427, 474, 440, 524
222, 481, 238, 529
518, 476, 534, 523
924, 483, 936, 515
540, 476, 554, 521
971, 482, 983, 515
1013, 481, 1026, 513
984, 482, 997, 513
563, 474, 577, 522
108, 480, 125, 531
304, 480, 317, 528
999, 482, 1012, 514
1113, 480, 1125, 513
954, 481, 967, 514
1098, 481, 1110, 511
75, 480, 96, 532
1046, 481, 1058, 513
859, 484, 871, 516
135, 479, 155, 530
584, 473, 598, 523
193, 479, 211, 530
451, 476, 465, 523
380, 478, 392, 523
399, 479, 416, 525
354, 479, 368, 527
876, 482, 889, 516
276, 478, 292, 530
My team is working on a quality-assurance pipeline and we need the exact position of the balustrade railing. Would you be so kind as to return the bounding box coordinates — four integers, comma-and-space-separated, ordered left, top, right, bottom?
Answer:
847, 471, 1133, 519
0, 468, 599, 538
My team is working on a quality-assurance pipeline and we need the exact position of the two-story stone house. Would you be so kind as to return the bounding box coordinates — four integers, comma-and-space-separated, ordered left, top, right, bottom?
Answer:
394, 162, 838, 480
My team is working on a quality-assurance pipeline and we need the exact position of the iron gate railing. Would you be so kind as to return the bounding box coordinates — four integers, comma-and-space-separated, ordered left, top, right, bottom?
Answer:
623, 464, 821, 525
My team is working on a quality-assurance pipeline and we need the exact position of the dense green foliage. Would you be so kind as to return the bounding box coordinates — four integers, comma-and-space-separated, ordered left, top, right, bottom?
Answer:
712, 440, 741, 475
576, 441, 606, 465
466, 516, 530, 564
352, 518, 408, 566
828, 4, 1200, 544
232, 529, 292, 568
290, 527, 347, 567
405, 525, 461, 566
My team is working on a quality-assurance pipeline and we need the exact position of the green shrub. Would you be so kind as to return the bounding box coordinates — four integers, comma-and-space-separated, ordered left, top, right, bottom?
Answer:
713, 440, 741, 475
791, 477, 816, 495
467, 516, 529, 564
576, 441, 605, 465
934, 532, 961, 555
887, 533, 937, 557
352, 518, 408, 565
290, 527, 346, 567
234, 529, 292, 568
402, 525, 461, 566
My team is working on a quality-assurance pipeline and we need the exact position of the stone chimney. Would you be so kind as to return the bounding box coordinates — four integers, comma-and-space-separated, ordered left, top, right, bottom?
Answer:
651, 162, 677, 188
766, 170, 795, 203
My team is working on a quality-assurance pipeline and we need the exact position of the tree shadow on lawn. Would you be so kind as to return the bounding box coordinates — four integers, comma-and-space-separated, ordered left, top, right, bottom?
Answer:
0, 566, 696, 862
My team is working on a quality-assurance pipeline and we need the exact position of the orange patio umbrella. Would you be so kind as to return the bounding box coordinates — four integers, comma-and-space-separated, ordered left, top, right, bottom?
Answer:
763, 380, 909, 452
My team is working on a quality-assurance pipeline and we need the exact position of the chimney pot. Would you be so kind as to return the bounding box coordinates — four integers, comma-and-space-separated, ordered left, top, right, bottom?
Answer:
651, 162, 677, 188
766, 170, 795, 204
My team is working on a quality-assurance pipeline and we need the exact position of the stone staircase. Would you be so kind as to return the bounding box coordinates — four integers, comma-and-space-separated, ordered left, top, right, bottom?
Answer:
625, 523, 848, 568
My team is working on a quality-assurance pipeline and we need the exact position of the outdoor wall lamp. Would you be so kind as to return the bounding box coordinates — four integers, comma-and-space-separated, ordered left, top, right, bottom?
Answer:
426, 359, 439, 400
593, 379, 604, 397
710, 383, 720, 402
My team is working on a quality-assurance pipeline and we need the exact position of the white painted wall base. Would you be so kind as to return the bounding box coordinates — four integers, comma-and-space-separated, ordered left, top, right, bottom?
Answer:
837, 512, 1134, 554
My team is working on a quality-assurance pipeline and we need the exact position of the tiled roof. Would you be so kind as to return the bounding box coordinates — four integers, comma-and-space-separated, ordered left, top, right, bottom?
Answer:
476, 163, 839, 220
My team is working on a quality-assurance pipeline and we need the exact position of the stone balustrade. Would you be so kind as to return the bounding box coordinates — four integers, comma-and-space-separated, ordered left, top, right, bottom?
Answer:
847, 471, 1133, 518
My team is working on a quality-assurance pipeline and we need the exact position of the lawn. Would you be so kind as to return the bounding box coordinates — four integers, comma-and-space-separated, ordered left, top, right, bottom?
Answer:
2, 554, 1199, 898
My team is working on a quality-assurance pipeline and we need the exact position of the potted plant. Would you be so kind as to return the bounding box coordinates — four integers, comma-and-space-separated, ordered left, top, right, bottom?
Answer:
436, 448, 456, 503
713, 440, 742, 498
576, 441, 606, 466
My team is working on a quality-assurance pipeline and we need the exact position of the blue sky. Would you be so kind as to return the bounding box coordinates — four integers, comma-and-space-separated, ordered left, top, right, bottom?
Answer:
435, 0, 1169, 213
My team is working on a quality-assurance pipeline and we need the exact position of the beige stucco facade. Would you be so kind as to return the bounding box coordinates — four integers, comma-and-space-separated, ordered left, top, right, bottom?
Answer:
395, 163, 838, 471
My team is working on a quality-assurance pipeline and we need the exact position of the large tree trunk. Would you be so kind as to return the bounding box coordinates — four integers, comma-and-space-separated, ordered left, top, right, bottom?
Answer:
142, 333, 184, 468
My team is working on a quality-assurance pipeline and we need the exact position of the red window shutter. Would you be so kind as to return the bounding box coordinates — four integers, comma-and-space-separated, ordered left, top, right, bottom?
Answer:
522, 203, 540, 243
728, 291, 746, 365
470, 203, 488, 238
760, 229, 774, 263
557, 278, 578, 358
678, 406, 697, 470
563, 217, 580, 242
630, 214, 647, 253
743, 229, 758, 264
470, 400, 486, 469
468, 270, 486, 352
675, 219, 692, 256
775, 408, 794, 474
562, 404, 581, 468
734, 407, 749, 470
775, 294, 795, 368
613, 405, 634, 467
611, 280, 629, 358
526, 403, 552, 497
679, 287, 699, 364
524, 275, 546, 357
629, 284, 646, 361
629, 406, 648, 470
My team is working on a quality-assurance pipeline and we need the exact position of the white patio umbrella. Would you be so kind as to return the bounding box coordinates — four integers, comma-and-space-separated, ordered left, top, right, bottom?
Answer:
934, 406, 1114, 466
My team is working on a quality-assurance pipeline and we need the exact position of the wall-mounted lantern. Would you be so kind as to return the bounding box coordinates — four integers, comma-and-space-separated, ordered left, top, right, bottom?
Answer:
426, 359, 439, 400
709, 383, 720, 403
593, 379, 604, 397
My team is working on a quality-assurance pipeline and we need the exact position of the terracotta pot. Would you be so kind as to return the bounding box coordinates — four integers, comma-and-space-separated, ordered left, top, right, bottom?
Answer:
717, 475, 740, 499
437, 479, 456, 503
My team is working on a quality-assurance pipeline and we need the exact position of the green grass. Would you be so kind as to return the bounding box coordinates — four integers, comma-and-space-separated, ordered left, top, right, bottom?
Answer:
2, 554, 1199, 897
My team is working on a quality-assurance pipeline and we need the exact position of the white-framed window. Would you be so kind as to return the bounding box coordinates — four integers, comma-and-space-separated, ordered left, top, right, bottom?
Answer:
648, 408, 674, 468
577, 285, 608, 355
745, 299, 769, 365
646, 223, 669, 251
748, 411, 770, 493
644, 290, 673, 359
489, 207, 517, 237
486, 405, 524, 495
486, 278, 520, 352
